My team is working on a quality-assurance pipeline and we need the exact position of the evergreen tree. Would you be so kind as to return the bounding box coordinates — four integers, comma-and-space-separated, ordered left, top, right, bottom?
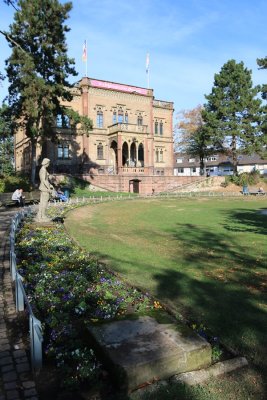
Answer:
5, 0, 78, 184
256, 56, 267, 157
0, 104, 14, 174
202, 59, 263, 174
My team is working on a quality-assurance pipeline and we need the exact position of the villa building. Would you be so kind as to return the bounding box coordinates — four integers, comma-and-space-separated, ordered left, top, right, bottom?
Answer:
14, 77, 176, 193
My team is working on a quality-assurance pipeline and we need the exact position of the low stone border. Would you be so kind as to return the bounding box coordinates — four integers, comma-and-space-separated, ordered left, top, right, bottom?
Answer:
130, 356, 248, 398
170, 356, 248, 385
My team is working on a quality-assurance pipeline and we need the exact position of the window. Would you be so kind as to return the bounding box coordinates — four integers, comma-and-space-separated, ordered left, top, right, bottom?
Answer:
155, 121, 158, 134
178, 167, 184, 173
97, 143, 104, 159
112, 112, 117, 124
56, 114, 70, 128
118, 110, 124, 123
206, 156, 217, 161
176, 158, 183, 163
159, 121, 163, 135
137, 114, 143, 126
125, 112, 128, 123
97, 111, 103, 128
189, 158, 195, 163
57, 144, 70, 160
156, 148, 163, 162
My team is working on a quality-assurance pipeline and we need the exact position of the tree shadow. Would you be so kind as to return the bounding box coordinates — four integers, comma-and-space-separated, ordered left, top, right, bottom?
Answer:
222, 208, 267, 235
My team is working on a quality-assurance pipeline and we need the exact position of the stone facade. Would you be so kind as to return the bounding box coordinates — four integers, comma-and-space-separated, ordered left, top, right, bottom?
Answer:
14, 77, 175, 193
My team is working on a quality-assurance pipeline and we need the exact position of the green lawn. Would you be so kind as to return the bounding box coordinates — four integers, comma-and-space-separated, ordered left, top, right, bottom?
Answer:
65, 197, 267, 399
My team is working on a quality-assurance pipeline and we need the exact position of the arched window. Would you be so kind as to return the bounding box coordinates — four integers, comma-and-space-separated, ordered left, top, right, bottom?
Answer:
97, 111, 103, 128
137, 114, 143, 126
154, 121, 158, 135
113, 111, 117, 124
97, 143, 104, 159
159, 121, 163, 135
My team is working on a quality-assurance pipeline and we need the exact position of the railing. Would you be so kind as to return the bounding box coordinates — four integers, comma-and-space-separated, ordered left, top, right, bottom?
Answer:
108, 123, 148, 134
10, 209, 43, 373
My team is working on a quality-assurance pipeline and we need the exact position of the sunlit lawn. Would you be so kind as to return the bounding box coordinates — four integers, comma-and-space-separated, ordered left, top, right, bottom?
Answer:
65, 197, 267, 399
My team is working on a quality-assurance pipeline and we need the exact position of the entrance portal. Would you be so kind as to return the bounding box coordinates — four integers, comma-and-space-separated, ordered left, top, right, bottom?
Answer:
129, 179, 141, 194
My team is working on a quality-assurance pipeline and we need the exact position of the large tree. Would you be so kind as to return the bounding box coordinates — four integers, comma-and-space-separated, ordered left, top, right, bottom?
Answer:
256, 56, 267, 157
202, 59, 263, 175
175, 105, 219, 175
5, 0, 78, 184
0, 104, 14, 174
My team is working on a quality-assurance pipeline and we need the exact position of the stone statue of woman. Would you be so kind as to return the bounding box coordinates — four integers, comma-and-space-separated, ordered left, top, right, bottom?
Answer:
36, 158, 54, 222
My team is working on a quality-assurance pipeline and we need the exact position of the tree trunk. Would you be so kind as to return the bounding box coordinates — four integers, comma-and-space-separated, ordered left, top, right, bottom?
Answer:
30, 140, 37, 186
232, 136, 238, 175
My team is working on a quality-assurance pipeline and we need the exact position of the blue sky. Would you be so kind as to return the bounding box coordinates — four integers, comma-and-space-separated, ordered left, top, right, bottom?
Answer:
1, 0, 267, 115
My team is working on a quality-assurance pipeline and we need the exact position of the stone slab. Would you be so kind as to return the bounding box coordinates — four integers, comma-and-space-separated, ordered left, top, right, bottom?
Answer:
88, 316, 211, 391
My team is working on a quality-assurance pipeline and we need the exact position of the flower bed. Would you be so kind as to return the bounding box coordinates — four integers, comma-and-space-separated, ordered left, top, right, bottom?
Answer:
16, 204, 162, 388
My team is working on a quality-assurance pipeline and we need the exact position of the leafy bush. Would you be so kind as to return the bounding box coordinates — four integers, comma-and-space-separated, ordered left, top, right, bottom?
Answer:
225, 170, 261, 187
0, 173, 31, 193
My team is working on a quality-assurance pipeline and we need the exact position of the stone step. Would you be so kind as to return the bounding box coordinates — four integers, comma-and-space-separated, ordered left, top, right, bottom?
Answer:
88, 316, 212, 391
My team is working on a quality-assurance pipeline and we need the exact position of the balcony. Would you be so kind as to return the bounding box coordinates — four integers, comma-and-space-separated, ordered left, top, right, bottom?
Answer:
108, 123, 148, 135
153, 99, 173, 109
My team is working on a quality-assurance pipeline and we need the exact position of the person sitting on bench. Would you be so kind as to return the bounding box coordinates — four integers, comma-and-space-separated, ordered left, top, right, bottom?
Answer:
11, 188, 25, 207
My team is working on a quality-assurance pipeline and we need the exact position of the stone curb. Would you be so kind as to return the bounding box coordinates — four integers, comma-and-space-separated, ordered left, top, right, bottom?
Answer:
130, 356, 248, 398
170, 356, 248, 385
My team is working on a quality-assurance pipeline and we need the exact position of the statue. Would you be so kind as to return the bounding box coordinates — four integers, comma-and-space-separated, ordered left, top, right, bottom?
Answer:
36, 158, 54, 222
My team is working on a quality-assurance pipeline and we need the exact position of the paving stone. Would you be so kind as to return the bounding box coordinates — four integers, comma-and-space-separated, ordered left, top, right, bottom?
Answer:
16, 363, 30, 373
13, 350, 26, 359
6, 389, 20, 400
0, 356, 12, 366
22, 381, 35, 389
2, 371, 18, 382
4, 381, 17, 390
1, 343, 11, 352
0, 351, 11, 358
24, 388, 37, 397
15, 357, 28, 364
1, 364, 14, 373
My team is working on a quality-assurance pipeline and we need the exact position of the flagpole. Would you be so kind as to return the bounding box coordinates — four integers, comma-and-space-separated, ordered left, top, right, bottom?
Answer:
146, 52, 150, 89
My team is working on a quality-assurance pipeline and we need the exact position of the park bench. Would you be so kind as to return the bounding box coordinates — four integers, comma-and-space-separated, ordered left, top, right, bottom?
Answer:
0, 191, 40, 207
242, 188, 266, 196
249, 190, 266, 196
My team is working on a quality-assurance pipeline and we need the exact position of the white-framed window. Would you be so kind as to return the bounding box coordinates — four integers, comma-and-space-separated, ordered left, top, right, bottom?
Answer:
57, 144, 70, 160
97, 111, 103, 128
137, 114, 143, 126
178, 167, 184, 173
189, 158, 195, 163
176, 158, 183, 163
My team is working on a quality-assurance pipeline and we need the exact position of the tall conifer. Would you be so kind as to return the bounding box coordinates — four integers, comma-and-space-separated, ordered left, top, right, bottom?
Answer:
5, 0, 77, 183
202, 59, 263, 174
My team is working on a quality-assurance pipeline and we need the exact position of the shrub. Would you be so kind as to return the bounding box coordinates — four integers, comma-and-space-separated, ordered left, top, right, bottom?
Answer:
0, 173, 31, 193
